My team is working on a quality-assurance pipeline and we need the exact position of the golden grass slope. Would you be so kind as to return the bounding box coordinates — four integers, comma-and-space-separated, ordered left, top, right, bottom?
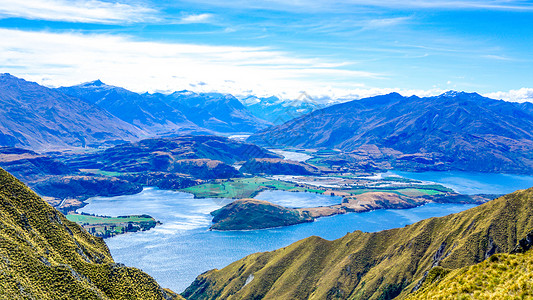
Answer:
407, 250, 533, 299
183, 187, 533, 300
0, 168, 181, 299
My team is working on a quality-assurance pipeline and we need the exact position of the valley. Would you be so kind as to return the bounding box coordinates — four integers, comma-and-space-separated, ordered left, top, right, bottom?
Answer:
1, 74, 533, 299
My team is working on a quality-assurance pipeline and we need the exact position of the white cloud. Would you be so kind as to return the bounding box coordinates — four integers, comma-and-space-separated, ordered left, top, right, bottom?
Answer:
0, 29, 380, 99
485, 88, 533, 103
180, 13, 213, 24
0, 0, 158, 24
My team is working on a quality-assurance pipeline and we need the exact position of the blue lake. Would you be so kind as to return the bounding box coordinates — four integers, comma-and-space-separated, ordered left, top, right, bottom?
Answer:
389, 170, 533, 195
80, 187, 476, 292
254, 190, 342, 208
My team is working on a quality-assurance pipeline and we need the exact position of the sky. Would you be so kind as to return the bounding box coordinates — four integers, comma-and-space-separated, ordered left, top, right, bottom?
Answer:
0, 0, 532, 102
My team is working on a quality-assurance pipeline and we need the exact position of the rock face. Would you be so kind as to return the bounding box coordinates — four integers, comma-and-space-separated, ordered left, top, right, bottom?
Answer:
249, 91, 533, 174
240, 158, 321, 175
0, 74, 142, 150
0, 168, 180, 299
210, 199, 314, 230
183, 187, 533, 300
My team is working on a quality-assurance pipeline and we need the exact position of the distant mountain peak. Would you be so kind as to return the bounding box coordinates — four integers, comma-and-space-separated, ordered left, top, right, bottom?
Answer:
80, 79, 106, 87
439, 90, 482, 99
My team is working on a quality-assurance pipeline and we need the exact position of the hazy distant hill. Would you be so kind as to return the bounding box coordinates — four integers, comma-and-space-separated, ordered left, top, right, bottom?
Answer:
0, 74, 142, 150
249, 91, 533, 173
184, 187, 533, 300
239, 95, 325, 125
163, 91, 271, 133
58, 80, 201, 135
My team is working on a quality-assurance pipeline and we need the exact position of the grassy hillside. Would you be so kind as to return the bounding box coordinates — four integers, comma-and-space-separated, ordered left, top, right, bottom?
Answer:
183, 187, 533, 300
0, 168, 180, 299
407, 250, 533, 299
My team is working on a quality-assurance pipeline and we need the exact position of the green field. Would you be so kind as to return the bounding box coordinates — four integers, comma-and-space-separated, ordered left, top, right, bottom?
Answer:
181, 177, 324, 198
66, 214, 154, 224
66, 213, 157, 238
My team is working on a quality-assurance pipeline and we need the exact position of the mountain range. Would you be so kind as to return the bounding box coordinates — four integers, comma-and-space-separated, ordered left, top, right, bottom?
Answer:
0, 74, 142, 150
59, 81, 271, 134
249, 91, 533, 174
239, 95, 326, 125
0, 74, 283, 150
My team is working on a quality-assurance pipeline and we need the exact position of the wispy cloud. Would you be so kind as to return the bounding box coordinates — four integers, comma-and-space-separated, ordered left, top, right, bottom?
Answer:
482, 54, 515, 61
175, 0, 533, 12
0, 0, 158, 24
179, 13, 214, 24
0, 29, 378, 98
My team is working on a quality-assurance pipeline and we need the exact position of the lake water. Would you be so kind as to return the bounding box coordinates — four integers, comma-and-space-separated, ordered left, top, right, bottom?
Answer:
79, 187, 475, 292
389, 171, 533, 195
269, 149, 312, 162
254, 190, 342, 208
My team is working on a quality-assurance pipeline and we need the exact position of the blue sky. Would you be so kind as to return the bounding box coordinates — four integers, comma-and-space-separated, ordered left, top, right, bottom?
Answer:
0, 0, 532, 102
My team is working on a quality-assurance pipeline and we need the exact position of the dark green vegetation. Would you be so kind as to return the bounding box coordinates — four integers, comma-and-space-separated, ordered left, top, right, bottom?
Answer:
240, 158, 321, 175
0, 168, 181, 299
66, 213, 158, 239
181, 177, 323, 199
183, 187, 533, 299
249, 92, 533, 174
210, 199, 314, 230
0, 73, 141, 150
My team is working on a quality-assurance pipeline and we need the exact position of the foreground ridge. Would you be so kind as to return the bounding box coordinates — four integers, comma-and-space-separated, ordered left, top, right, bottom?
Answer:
183, 187, 533, 299
0, 168, 181, 299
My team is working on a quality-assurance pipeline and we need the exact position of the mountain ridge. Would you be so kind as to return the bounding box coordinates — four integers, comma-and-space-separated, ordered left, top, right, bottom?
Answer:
0, 74, 143, 150
248, 91, 533, 174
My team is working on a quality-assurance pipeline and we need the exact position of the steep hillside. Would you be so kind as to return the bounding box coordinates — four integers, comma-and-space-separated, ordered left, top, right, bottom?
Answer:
0, 168, 180, 299
0, 74, 142, 150
183, 187, 533, 300
164, 91, 271, 133
58, 81, 201, 135
249, 92, 533, 173
407, 249, 533, 299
